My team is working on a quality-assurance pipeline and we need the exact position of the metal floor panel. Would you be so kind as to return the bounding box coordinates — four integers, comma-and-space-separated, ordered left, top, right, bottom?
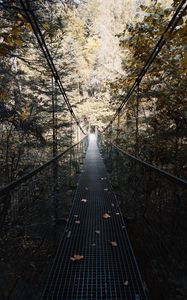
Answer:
43, 135, 147, 300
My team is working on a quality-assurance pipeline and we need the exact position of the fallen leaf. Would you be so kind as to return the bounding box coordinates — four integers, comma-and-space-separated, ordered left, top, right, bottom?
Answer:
104, 188, 108, 191
70, 254, 84, 262
75, 220, 80, 224
81, 199, 87, 203
95, 230, 101, 235
124, 280, 129, 286
74, 214, 78, 218
85, 187, 89, 190
102, 213, 111, 219
116, 212, 120, 215
109, 241, 118, 247
67, 231, 71, 238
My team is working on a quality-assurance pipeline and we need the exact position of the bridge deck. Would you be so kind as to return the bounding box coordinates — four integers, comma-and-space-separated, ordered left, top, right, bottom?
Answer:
43, 135, 147, 300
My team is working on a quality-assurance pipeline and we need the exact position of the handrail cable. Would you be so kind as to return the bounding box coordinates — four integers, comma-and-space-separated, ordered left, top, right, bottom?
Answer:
21, 0, 84, 132
112, 142, 187, 188
0, 137, 87, 197
103, 0, 186, 131
19, 0, 86, 135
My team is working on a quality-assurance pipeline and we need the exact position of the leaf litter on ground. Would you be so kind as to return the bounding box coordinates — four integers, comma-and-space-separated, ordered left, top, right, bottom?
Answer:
70, 254, 84, 262
81, 199, 87, 203
108, 241, 118, 247
95, 230, 101, 234
102, 213, 111, 219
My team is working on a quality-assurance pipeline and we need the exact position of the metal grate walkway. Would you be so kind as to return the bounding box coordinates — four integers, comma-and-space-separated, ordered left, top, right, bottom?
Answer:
43, 135, 147, 300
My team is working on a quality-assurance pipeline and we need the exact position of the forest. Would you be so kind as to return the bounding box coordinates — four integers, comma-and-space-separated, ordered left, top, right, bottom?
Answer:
0, 0, 186, 299
0, 0, 186, 183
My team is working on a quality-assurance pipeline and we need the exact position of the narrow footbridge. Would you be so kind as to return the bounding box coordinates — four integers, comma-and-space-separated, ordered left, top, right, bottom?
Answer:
1, 1, 186, 299
43, 135, 147, 300
0, 134, 186, 300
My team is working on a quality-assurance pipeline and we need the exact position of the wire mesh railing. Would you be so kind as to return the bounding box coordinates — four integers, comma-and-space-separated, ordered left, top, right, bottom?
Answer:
0, 136, 88, 227
98, 135, 187, 300
0, 136, 88, 300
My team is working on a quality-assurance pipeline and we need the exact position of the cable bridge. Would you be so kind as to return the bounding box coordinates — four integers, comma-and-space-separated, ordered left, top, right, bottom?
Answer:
0, 1, 186, 299
0, 133, 186, 299
43, 134, 147, 300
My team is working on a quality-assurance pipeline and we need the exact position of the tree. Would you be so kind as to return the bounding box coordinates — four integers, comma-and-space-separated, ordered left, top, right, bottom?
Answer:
108, 1, 186, 176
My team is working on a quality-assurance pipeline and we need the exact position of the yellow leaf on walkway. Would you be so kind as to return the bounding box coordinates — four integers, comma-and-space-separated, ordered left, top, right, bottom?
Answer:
102, 213, 111, 219
70, 255, 84, 262
108, 241, 118, 247
81, 199, 87, 203
95, 230, 101, 234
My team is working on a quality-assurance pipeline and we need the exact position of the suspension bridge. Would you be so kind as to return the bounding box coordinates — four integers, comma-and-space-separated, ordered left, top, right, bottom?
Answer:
0, 129, 186, 299
0, 0, 187, 300
43, 134, 148, 300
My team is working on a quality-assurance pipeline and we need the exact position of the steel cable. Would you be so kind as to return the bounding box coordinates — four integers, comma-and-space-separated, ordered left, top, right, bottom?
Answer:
103, 0, 186, 132
19, 0, 86, 135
